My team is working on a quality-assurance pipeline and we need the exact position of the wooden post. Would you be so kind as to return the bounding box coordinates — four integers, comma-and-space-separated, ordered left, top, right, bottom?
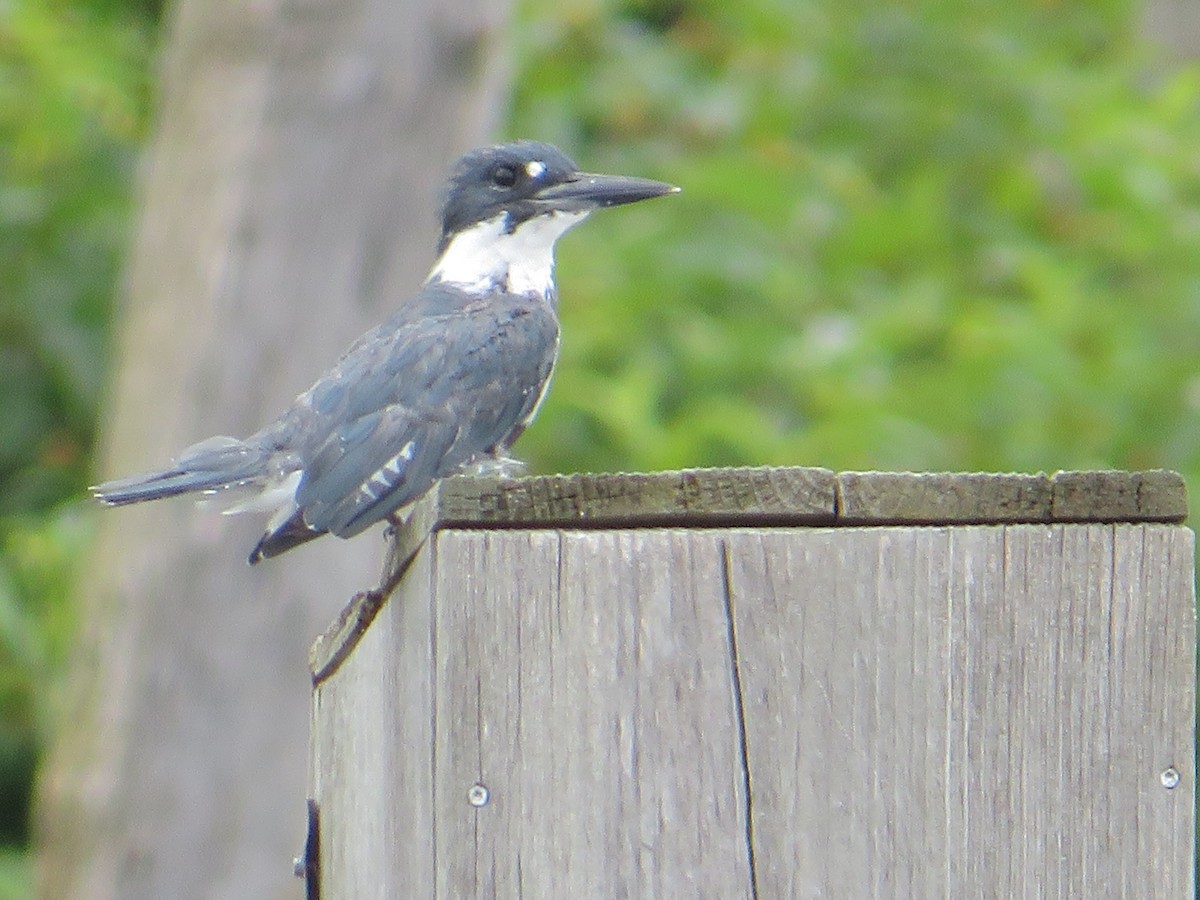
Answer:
308, 467, 1195, 898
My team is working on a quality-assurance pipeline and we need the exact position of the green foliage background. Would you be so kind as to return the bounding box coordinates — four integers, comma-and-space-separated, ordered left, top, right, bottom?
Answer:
0, 0, 154, 891
3, 0, 1200, 890
509, 0, 1200, 480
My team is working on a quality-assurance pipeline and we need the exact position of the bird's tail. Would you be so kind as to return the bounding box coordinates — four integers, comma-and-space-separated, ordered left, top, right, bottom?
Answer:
91, 436, 272, 506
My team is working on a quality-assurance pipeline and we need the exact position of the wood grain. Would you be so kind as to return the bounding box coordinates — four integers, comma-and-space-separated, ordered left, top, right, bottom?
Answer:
836, 471, 1053, 522
401, 467, 1187, 533
1051, 469, 1188, 522
725, 524, 1196, 898
311, 522, 1196, 897
310, 547, 436, 900
431, 530, 753, 898
436, 465, 837, 527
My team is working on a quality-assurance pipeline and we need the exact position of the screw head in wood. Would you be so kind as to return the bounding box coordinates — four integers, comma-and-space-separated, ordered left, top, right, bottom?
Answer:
467, 783, 490, 807
1161, 767, 1181, 789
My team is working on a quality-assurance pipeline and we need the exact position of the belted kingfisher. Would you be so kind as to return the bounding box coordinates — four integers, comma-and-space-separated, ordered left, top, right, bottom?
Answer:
93, 141, 678, 563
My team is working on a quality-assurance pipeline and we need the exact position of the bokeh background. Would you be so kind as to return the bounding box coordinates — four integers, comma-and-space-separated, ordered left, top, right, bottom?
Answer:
4, 0, 1200, 894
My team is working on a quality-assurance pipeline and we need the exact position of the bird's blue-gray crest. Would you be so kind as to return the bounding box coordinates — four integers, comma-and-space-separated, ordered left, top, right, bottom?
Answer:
92, 141, 678, 562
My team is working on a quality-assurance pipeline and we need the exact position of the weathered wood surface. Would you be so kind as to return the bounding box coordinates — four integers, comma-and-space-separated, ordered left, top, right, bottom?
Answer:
310, 547, 437, 899
308, 467, 1189, 683
412, 466, 1187, 528
309, 516, 1196, 898
726, 524, 1195, 897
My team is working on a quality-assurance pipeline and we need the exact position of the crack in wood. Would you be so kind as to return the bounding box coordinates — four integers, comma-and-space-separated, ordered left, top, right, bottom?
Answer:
720, 538, 760, 900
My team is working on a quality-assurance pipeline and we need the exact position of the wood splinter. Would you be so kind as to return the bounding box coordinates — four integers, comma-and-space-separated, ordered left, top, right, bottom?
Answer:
309, 494, 438, 685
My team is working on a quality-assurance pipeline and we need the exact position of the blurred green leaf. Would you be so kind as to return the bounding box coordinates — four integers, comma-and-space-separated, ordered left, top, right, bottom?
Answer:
0, 847, 32, 900
0, 0, 153, 515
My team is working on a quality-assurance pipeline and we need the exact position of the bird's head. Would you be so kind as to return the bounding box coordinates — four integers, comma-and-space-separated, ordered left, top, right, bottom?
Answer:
428, 141, 678, 296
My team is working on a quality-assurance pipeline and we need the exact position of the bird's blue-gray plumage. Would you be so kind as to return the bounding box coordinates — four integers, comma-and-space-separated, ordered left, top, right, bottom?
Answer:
260, 282, 558, 551
92, 140, 677, 562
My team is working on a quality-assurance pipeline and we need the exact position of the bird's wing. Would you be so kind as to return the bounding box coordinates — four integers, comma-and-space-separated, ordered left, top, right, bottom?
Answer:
287, 295, 558, 538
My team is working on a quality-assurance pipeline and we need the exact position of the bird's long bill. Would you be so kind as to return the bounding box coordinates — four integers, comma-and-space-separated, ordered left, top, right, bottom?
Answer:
533, 173, 680, 211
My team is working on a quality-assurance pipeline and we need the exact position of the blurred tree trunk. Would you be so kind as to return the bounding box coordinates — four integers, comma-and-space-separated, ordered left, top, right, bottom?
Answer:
35, 0, 512, 896
1141, 0, 1200, 58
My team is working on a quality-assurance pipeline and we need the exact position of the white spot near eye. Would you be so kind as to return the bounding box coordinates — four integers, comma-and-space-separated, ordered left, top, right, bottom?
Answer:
526, 160, 546, 178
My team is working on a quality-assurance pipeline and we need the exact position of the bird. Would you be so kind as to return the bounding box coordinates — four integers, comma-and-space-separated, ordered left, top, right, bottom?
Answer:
92, 140, 679, 564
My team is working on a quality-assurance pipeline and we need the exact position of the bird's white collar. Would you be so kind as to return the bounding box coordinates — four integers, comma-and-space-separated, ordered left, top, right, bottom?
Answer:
426, 211, 589, 296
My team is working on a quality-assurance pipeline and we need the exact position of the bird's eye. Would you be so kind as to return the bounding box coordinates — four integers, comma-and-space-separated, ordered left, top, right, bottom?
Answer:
491, 166, 517, 188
